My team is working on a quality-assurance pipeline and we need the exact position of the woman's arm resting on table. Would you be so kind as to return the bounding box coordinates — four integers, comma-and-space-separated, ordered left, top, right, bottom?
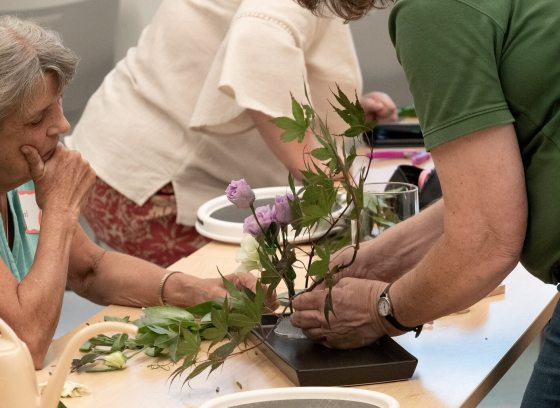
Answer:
293, 124, 527, 348
68, 227, 259, 309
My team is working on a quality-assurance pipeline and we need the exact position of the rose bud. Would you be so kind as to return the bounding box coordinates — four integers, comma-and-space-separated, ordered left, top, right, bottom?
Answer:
226, 179, 255, 208
103, 351, 127, 370
273, 194, 293, 226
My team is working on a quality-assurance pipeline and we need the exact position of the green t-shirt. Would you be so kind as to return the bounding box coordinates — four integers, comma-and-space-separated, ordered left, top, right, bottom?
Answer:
0, 181, 39, 282
389, 0, 560, 283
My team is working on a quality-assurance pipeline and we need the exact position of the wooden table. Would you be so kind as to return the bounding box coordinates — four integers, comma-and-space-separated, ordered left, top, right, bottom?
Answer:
40, 244, 559, 408
39, 150, 559, 407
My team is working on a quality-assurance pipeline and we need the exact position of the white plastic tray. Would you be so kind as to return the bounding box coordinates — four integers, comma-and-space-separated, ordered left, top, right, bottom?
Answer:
199, 387, 399, 408
195, 186, 342, 244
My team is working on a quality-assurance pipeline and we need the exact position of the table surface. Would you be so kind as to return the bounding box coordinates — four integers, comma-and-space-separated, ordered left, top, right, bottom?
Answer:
39, 151, 560, 408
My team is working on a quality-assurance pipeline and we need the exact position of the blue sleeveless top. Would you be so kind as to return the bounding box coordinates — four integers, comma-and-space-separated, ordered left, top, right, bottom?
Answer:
0, 181, 39, 282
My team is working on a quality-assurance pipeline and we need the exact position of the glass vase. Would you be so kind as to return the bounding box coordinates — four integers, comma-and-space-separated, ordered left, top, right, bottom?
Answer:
352, 181, 418, 243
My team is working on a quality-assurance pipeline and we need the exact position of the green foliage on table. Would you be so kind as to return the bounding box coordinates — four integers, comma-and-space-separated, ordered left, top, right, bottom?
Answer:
73, 279, 265, 385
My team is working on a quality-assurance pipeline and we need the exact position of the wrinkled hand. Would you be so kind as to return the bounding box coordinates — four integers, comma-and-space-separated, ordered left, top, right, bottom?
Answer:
291, 278, 391, 349
360, 91, 398, 124
325, 245, 365, 285
20, 143, 96, 216
321, 242, 386, 288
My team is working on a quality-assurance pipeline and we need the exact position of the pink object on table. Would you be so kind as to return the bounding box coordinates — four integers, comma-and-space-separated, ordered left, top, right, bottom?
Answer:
366, 149, 431, 165
367, 150, 415, 159
418, 169, 433, 190
411, 151, 431, 165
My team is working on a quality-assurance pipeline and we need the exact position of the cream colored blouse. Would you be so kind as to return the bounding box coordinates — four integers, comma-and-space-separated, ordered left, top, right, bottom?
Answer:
71, 0, 362, 225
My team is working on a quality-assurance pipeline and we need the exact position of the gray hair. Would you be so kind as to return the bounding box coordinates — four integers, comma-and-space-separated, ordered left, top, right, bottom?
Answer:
0, 15, 78, 125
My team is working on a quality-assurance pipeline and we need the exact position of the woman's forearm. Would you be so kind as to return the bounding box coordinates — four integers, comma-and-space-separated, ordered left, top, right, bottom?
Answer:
335, 199, 444, 282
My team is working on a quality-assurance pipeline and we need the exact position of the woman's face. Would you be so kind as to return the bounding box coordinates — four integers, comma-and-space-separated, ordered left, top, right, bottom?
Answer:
0, 72, 70, 192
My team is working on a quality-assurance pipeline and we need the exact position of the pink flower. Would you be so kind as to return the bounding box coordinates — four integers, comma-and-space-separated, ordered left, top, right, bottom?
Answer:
226, 179, 255, 209
243, 205, 275, 237
273, 194, 293, 226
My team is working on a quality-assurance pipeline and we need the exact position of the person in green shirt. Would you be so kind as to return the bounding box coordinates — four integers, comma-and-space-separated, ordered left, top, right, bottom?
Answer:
291, 1, 560, 406
0, 15, 260, 370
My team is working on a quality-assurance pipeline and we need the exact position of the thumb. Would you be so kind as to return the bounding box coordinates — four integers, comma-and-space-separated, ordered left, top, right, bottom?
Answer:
20, 145, 45, 181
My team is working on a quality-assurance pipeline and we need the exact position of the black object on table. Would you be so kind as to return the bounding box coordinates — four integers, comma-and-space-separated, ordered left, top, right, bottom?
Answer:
251, 314, 418, 387
364, 123, 424, 147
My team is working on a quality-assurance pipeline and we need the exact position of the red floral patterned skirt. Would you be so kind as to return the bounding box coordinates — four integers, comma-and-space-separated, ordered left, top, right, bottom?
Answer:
83, 178, 210, 267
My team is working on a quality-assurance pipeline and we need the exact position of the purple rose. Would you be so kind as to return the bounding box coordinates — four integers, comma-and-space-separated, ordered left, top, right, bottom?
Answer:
226, 179, 255, 209
243, 205, 275, 237
243, 215, 261, 237
273, 194, 293, 226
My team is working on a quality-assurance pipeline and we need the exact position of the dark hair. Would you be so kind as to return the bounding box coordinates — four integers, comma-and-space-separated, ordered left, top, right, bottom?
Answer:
295, 0, 394, 21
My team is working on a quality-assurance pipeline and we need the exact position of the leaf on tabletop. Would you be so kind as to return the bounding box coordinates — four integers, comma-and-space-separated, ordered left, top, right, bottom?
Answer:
211, 302, 229, 332
111, 333, 129, 352
186, 300, 223, 316
185, 360, 214, 383
210, 340, 239, 363
143, 305, 195, 322
200, 327, 226, 342
79, 341, 92, 353
168, 335, 184, 363
145, 346, 163, 357
228, 312, 259, 329
71, 353, 99, 373
154, 332, 178, 349
133, 328, 158, 346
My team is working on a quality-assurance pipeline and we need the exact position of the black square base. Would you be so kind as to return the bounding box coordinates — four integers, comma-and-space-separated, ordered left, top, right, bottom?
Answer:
251, 315, 418, 386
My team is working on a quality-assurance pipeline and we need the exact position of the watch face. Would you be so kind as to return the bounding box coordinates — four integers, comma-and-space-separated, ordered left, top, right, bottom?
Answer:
377, 297, 391, 317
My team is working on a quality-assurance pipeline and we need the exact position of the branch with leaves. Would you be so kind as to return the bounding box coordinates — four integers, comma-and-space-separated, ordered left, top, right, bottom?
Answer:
74, 279, 266, 386
76, 87, 410, 384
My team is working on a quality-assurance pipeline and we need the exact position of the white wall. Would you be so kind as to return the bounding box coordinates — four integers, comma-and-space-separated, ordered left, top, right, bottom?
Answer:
350, 8, 412, 106
114, 0, 163, 62
0, 0, 119, 127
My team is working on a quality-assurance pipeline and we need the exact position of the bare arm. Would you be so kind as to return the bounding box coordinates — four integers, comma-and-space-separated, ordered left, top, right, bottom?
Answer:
292, 124, 527, 348
67, 228, 252, 308
248, 92, 398, 179
392, 124, 527, 325
330, 199, 444, 283
248, 109, 319, 180
0, 144, 96, 368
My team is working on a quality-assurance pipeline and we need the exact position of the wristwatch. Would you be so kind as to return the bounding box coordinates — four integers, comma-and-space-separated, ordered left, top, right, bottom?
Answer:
377, 283, 423, 338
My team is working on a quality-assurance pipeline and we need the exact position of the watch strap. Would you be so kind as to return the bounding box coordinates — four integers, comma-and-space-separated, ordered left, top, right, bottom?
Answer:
381, 283, 423, 338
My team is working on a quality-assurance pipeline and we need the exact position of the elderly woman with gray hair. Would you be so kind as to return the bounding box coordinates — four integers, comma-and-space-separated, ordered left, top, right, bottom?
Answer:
0, 15, 258, 369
